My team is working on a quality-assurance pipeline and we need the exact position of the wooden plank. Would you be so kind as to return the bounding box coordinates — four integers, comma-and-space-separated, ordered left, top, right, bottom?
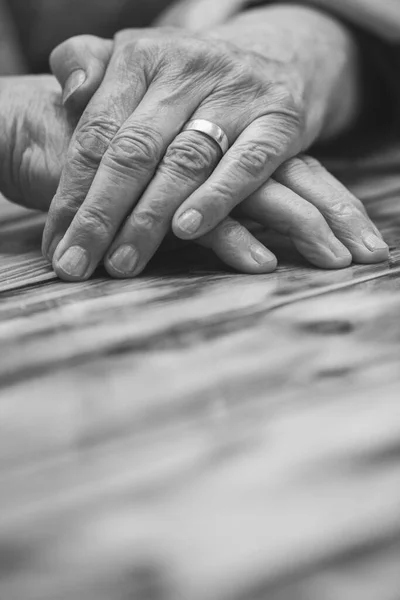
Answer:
0, 174, 400, 600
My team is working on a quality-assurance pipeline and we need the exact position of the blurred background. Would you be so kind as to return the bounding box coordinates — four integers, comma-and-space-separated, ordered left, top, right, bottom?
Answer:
0, 0, 173, 74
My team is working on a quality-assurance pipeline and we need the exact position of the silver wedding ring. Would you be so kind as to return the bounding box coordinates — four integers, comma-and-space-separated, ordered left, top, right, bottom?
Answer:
183, 119, 230, 155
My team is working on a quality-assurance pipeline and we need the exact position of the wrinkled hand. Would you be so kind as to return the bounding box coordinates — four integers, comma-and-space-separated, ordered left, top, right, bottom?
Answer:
0, 75, 278, 274
0, 76, 76, 211
44, 13, 388, 281
0, 74, 387, 277
0, 75, 296, 273
44, 25, 315, 282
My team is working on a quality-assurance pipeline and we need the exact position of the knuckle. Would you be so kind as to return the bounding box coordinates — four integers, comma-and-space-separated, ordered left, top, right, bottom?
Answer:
161, 136, 217, 182
73, 117, 120, 168
232, 142, 270, 179
49, 195, 81, 222
132, 207, 164, 230
352, 197, 367, 214
269, 116, 301, 152
269, 83, 305, 136
300, 155, 322, 172
226, 61, 266, 99
329, 196, 356, 220
169, 38, 213, 75
107, 125, 163, 173
208, 180, 235, 205
75, 205, 115, 239
116, 37, 154, 69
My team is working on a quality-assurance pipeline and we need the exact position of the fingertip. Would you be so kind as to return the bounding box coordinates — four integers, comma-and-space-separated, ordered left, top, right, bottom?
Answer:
294, 238, 352, 270
42, 214, 62, 262
105, 244, 141, 279
53, 268, 91, 283
43, 234, 64, 264
172, 209, 204, 240
249, 244, 278, 273
335, 232, 390, 265
52, 244, 92, 282
62, 69, 87, 106
328, 239, 353, 269
330, 254, 353, 270
104, 262, 131, 279
217, 240, 278, 274
323, 253, 353, 270
198, 218, 278, 275
223, 253, 278, 274
50, 35, 113, 112
351, 245, 390, 265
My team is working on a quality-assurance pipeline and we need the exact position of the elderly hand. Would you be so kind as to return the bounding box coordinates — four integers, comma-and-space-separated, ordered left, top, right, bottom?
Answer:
0, 76, 76, 211
0, 75, 373, 277
43, 5, 388, 281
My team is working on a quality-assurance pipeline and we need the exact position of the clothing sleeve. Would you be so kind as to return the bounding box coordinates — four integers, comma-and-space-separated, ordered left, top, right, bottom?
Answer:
157, 0, 400, 90
157, 0, 400, 158
269, 0, 400, 44
0, 0, 27, 74
158, 0, 400, 42
247, 1, 400, 164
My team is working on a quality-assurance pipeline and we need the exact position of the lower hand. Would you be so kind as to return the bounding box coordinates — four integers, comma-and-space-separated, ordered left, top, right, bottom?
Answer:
0, 76, 76, 211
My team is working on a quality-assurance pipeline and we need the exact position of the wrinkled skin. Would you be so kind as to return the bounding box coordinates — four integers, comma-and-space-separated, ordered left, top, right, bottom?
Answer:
42, 6, 388, 282
0, 76, 76, 211
0, 5, 390, 278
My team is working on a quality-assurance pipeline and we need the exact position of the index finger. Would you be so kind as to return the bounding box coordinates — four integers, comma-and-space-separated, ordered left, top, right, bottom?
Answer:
42, 40, 149, 261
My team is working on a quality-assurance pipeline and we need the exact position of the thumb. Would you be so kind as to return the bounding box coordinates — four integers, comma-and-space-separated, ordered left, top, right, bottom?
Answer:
50, 35, 113, 111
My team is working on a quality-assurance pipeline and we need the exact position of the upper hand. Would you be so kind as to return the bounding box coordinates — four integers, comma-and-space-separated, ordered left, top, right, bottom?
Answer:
42, 22, 335, 281
44, 10, 389, 281
0, 74, 281, 274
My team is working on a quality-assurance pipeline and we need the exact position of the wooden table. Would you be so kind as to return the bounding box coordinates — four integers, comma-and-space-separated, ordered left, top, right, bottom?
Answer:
1, 168, 400, 599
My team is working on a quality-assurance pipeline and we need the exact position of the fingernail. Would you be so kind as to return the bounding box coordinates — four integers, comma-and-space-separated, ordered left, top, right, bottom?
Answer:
57, 246, 90, 278
62, 69, 86, 105
330, 237, 352, 261
362, 232, 389, 253
250, 244, 275, 266
108, 244, 139, 274
176, 209, 203, 235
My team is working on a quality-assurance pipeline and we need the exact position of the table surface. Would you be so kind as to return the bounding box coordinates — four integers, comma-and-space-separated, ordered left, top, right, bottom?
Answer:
1, 167, 400, 599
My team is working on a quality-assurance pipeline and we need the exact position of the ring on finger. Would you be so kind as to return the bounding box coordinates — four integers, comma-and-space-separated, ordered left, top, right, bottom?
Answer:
183, 119, 230, 155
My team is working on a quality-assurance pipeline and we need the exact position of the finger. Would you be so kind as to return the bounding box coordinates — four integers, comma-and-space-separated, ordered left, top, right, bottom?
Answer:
302, 156, 385, 240
106, 216, 277, 279
51, 85, 210, 282
241, 178, 353, 269
42, 41, 151, 262
172, 110, 302, 240
105, 107, 239, 277
196, 217, 278, 274
103, 92, 278, 278
105, 128, 222, 278
274, 157, 389, 264
50, 35, 113, 110
104, 87, 298, 277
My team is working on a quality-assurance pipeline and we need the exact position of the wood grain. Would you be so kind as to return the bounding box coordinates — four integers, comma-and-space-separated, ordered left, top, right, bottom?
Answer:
0, 170, 400, 599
